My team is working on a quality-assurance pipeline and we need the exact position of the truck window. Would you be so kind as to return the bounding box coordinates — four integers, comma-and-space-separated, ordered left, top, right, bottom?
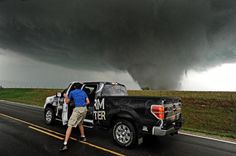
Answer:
102, 84, 128, 96
83, 85, 97, 104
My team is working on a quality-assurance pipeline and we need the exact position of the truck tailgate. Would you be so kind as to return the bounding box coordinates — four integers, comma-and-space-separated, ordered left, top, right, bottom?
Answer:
163, 98, 182, 127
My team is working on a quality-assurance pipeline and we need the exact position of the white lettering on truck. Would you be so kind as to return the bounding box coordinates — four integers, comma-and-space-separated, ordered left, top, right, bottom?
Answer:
94, 98, 106, 120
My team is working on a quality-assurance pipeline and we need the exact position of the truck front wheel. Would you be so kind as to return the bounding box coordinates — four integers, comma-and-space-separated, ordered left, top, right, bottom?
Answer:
44, 107, 55, 125
112, 119, 137, 148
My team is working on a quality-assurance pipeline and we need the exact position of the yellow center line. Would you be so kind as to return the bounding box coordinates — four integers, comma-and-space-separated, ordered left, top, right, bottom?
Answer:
0, 113, 76, 140
80, 141, 125, 156
29, 126, 64, 140
0, 113, 125, 156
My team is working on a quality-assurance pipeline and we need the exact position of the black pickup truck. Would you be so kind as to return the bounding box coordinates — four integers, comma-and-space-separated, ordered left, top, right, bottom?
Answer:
44, 82, 183, 147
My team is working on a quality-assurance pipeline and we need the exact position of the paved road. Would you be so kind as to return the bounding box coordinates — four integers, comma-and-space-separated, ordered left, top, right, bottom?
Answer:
0, 100, 236, 156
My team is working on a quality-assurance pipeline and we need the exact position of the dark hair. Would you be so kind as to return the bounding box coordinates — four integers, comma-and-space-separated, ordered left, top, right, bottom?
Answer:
73, 83, 82, 89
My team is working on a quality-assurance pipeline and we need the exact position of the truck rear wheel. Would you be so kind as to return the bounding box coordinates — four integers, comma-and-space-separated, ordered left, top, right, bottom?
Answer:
112, 119, 137, 148
44, 107, 55, 125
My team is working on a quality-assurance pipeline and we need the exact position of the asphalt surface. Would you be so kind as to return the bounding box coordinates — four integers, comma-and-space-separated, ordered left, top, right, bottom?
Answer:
0, 100, 236, 156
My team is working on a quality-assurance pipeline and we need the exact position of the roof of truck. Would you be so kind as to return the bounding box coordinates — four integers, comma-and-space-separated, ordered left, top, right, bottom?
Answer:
83, 81, 125, 86
69, 81, 125, 87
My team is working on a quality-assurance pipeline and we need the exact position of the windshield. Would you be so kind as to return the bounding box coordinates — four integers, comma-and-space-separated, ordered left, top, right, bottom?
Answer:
102, 84, 128, 96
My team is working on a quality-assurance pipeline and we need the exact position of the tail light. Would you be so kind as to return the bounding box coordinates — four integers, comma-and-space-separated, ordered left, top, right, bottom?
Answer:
151, 105, 165, 120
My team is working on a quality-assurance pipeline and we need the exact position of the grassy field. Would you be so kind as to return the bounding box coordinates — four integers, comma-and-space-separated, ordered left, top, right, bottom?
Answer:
0, 88, 61, 107
0, 88, 236, 139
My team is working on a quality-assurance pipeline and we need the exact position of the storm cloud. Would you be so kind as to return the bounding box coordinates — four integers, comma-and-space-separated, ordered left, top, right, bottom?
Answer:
0, 0, 236, 89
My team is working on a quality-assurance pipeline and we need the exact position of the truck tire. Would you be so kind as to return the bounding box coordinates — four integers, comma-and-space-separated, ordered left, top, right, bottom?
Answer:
44, 107, 55, 125
112, 119, 137, 148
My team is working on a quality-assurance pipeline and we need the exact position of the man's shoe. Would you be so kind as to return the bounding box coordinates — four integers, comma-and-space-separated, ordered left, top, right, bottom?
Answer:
59, 145, 68, 152
80, 137, 87, 142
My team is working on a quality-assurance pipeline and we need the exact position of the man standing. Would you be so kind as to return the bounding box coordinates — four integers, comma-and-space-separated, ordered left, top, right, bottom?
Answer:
60, 84, 90, 151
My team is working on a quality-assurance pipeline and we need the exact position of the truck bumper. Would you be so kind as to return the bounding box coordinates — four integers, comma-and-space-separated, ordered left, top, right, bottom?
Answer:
152, 117, 183, 136
152, 126, 177, 136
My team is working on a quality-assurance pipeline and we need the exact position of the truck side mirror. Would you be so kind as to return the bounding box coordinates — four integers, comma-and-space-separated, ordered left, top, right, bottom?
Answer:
56, 92, 62, 97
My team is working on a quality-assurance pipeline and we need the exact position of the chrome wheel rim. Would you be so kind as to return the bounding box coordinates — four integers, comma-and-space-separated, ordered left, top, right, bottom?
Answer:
115, 124, 131, 144
45, 110, 52, 123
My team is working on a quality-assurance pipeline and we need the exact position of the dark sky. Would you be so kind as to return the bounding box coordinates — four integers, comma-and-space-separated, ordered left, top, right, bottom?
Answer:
0, 0, 236, 89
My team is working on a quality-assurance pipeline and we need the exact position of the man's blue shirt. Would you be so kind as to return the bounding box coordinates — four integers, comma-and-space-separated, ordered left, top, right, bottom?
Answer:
68, 89, 88, 107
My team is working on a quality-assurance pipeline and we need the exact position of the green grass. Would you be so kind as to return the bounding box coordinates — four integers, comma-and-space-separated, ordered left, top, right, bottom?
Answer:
182, 103, 236, 138
0, 88, 236, 139
0, 88, 61, 107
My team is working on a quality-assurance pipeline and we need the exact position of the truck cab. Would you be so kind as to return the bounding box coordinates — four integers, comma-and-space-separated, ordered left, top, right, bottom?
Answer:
44, 82, 127, 126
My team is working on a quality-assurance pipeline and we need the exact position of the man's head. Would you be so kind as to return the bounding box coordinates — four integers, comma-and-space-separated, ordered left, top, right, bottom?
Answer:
73, 83, 82, 89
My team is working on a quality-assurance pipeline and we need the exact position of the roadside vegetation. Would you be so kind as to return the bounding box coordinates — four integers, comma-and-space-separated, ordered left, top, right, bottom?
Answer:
0, 88, 235, 139
0, 88, 61, 107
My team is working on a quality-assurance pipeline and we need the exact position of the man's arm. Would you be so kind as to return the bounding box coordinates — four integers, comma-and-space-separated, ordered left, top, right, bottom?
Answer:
86, 97, 90, 105
64, 94, 71, 104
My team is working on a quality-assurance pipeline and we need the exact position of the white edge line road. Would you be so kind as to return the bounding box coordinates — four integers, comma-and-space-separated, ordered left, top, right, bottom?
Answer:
179, 132, 236, 145
1, 99, 236, 145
